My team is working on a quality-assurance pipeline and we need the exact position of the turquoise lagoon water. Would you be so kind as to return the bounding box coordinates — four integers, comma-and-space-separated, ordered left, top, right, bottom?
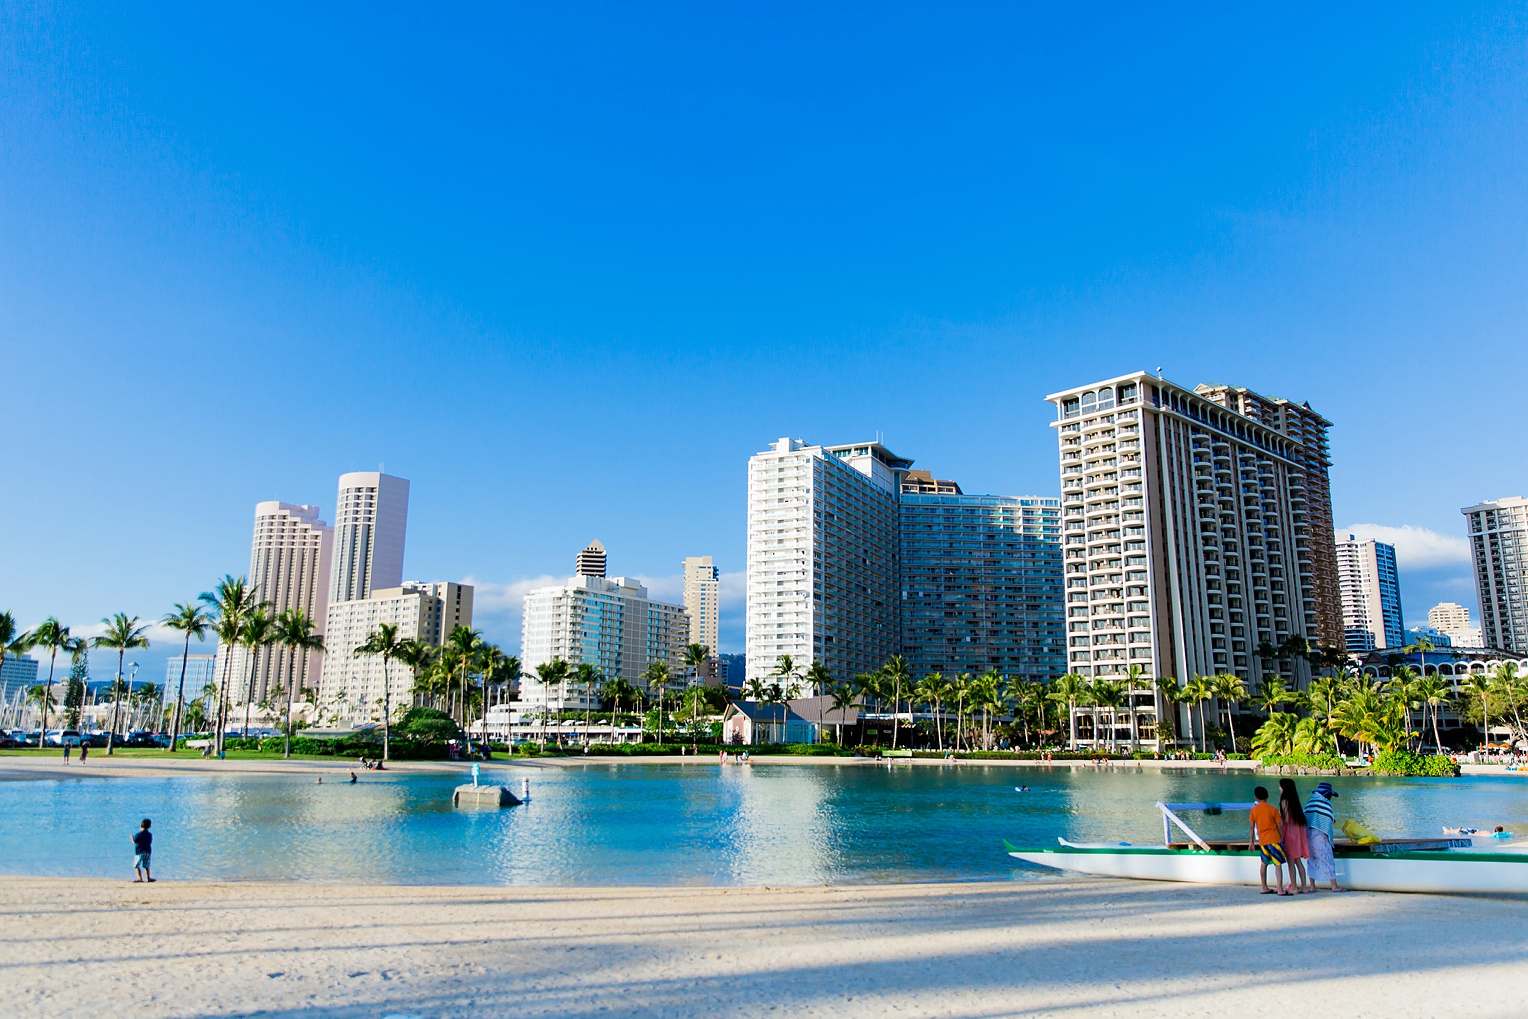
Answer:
6, 762, 1526, 886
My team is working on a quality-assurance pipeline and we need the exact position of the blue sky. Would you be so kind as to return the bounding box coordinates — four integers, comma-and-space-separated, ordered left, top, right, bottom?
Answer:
3, 3, 1526, 679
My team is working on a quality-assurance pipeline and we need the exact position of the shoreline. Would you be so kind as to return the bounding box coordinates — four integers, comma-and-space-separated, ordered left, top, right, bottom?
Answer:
6, 754, 1513, 783
6, 875, 1525, 1018
0, 752, 1264, 781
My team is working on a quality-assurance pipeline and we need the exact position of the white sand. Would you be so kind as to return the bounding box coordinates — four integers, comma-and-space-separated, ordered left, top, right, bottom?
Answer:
5, 875, 1524, 1018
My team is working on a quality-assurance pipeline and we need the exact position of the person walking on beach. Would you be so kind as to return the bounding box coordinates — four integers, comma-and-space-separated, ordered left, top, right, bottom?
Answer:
1278, 779, 1311, 893
78, 742, 88, 763
1303, 782, 1344, 892
62, 742, 72, 763
132, 819, 154, 882
1249, 786, 1289, 895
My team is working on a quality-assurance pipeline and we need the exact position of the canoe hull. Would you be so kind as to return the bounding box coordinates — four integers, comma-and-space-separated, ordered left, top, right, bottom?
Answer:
1006, 845, 1528, 894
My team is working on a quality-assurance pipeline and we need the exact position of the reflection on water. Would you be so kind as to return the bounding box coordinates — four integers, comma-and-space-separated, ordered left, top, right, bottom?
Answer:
9, 764, 1528, 886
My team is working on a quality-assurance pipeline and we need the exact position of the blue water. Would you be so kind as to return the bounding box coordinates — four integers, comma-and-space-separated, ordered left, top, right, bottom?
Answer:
7, 763, 1527, 885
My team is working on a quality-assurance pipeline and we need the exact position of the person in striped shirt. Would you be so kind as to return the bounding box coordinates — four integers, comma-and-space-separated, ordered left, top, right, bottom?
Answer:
1303, 781, 1345, 891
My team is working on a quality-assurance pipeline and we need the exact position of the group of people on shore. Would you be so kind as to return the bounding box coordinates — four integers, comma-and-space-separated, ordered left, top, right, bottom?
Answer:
1249, 779, 1344, 895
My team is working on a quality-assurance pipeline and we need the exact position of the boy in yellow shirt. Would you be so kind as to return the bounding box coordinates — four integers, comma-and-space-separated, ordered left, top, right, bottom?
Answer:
1249, 786, 1288, 895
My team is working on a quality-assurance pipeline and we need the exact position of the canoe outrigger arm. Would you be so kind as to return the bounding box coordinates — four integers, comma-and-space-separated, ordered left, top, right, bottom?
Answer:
1156, 801, 1255, 851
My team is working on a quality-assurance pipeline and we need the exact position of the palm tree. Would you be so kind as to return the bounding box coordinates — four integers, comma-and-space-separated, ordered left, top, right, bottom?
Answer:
29, 618, 79, 747
1211, 673, 1248, 752
132, 682, 165, 731
915, 672, 947, 750
479, 647, 518, 746
645, 661, 672, 744
1412, 675, 1450, 753
1152, 676, 1181, 747
534, 658, 570, 744
769, 655, 803, 743
976, 672, 1007, 750
1048, 673, 1088, 750
683, 643, 711, 690
1255, 676, 1292, 715
1385, 666, 1423, 749
1251, 712, 1299, 758
201, 576, 264, 755
804, 662, 833, 738
162, 601, 212, 752
1089, 679, 1126, 751
445, 626, 485, 729
0, 611, 30, 667
236, 608, 275, 741
828, 681, 858, 746
882, 655, 912, 749
1403, 635, 1436, 679
354, 622, 406, 761
571, 661, 601, 743
1490, 663, 1525, 742
395, 638, 436, 709
1181, 675, 1214, 753
93, 613, 151, 754
26, 682, 57, 727
1331, 683, 1410, 757
273, 608, 325, 758
1463, 672, 1494, 750
601, 676, 638, 722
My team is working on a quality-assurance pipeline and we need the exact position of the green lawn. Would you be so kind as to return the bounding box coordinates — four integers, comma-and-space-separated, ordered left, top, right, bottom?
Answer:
0, 746, 365, 761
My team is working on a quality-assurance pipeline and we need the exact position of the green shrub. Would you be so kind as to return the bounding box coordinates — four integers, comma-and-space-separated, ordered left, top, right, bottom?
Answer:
1259, 753, 1345, 770
1371, 749, 1460, 777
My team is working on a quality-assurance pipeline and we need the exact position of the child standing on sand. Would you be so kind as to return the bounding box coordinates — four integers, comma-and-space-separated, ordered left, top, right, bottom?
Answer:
1278, 778, 1311, 893
1249, 786, 1289, 896
132, 819, 154, 882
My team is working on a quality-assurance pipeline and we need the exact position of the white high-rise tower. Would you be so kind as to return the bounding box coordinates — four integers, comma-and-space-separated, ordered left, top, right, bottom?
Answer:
1462, 496, 1528, 654
746, 438, 905, 684
329, 472, 410, 603
1334, 533, 1403, 653
234, 502, 333, 705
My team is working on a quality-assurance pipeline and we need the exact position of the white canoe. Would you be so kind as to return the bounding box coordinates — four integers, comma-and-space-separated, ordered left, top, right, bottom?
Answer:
1005, 838, 1528, 894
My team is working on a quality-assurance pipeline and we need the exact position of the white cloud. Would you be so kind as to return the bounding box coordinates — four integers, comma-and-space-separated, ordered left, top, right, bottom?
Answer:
1339, 523, 1471, 569
462, 574, 562, 614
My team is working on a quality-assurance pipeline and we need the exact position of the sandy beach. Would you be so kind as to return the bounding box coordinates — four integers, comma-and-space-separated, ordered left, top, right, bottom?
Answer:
5, 875, 1525, 1019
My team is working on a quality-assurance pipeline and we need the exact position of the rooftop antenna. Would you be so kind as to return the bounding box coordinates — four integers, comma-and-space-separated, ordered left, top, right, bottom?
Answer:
1155, 366, 1163, 379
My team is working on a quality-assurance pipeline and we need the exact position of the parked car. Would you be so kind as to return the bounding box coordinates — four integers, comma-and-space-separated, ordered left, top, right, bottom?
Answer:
44, 730, 84, 747
0, 731, 23, 748
82, 731, 110, 748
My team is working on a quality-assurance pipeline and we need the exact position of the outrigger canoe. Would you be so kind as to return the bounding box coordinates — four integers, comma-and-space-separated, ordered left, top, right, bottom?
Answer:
1005, 801, 1528, 894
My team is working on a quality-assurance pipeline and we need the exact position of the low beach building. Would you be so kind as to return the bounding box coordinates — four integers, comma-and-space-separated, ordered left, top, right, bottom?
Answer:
721, 701, 818, 745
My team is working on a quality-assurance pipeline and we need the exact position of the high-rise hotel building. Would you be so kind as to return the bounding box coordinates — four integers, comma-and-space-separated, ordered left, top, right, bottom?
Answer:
330, 472, 410, 603
745, 438, 1064, 687
747, 439, 906, 684
232, 502, 334, 705
1462, 496, 1528, 654
1045, 373, 1340, 691
899, 487, 1065, 681
313, 471, 474, 723
682, 555, 721, 654
1335, 534, 1403, 653
321, 581, 473, 719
